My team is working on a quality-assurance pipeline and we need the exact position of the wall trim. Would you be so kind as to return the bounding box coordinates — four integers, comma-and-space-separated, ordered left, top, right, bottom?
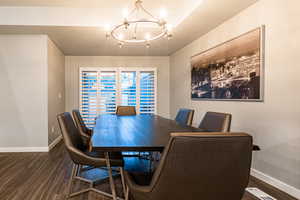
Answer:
251, 168, 300, 199
48, 135, 63, 151
0, 135, 63, 153
0, 147, 49, 152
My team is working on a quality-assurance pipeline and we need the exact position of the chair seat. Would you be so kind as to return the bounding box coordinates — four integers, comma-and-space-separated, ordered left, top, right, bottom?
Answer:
84, 150, 124, 167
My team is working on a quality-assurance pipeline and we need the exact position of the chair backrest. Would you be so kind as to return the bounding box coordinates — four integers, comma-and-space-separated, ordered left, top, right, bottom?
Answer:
57, 112, 87, 154
116, 106, 136, 116
175, 108, 194, 126
199, 111, 232, 132
145, 132, 252, 200
72, 109, 90, 135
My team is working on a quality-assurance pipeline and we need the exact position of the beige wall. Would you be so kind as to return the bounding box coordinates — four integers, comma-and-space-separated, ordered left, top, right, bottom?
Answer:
65, 56, 170, 118
0, 35, 48, 149
170, 0, 300, 191
47, 39, 65, 145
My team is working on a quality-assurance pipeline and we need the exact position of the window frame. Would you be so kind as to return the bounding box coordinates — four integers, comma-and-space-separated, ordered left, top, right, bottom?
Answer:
79, 67, 157, 118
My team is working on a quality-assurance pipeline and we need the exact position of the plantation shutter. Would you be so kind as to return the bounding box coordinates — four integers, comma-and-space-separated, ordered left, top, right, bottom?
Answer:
80, 68, 157, 127
139, 71, 156, 114
98, 71, 117, 114
80, 71, 98, 127
120, 71, 137, 107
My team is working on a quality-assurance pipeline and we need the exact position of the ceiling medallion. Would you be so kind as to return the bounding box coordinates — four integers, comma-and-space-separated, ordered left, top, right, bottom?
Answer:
105, 0, 173, 48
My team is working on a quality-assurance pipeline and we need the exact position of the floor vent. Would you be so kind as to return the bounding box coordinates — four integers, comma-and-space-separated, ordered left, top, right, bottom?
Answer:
246, 187, 277, 200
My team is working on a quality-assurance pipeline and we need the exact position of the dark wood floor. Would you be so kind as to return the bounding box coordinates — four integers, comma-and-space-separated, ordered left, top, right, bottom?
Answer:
0, 142, 297, 200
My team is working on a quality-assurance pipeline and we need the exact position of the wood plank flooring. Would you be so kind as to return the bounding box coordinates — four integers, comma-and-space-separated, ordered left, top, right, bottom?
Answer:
0, 142, 297, 200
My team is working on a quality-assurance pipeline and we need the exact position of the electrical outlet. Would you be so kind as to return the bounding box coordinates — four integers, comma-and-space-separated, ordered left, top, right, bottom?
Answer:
58, 92, 62, 99
51, 126, 55, 133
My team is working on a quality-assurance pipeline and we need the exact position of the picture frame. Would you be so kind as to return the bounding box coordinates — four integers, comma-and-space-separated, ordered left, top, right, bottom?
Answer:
191, 25, 265, 102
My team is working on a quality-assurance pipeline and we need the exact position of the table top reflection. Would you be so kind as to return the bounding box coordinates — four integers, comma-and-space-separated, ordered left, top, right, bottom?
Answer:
91, 114, 200, 152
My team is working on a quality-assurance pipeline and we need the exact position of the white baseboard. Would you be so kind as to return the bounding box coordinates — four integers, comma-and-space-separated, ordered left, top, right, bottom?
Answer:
0, 135, 62, 153
48, 135, 63, 151
251, 168, 300, 199
0, 147, 49, 152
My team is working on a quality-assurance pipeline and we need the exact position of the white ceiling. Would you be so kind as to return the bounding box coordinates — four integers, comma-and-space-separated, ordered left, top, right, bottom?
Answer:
0, 0, 204, 27
0, 0, 258, 56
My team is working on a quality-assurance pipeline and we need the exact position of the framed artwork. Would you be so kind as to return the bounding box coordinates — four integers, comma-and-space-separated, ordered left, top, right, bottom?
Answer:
191, 26, 265, 101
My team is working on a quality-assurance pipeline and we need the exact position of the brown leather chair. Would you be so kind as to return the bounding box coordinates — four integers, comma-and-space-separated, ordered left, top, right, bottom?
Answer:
116, 106, 137, 116
124, 132, 253, 200
72, 109, 93, 137
57, 112, 125, 199
199, 111, 232, 132
175, 108, 194, 126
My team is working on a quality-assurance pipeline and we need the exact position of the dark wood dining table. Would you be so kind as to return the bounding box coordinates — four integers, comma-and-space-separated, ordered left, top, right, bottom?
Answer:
91, 114, 201, 152
91, 114, 260, 152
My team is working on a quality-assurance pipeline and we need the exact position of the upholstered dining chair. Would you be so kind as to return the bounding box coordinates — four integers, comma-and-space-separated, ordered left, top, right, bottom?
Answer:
57, 112, 126, 200
72, 109, 93, 149
72, 109, 93, 136
199, 111, 232, 132
116, 106, 137, 116
124, 132, 253, 200
175, 108, 194, 126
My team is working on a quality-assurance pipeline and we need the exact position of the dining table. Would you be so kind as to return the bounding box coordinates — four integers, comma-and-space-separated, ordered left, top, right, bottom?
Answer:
91, 114, 201, 152
91, 114, 260, 152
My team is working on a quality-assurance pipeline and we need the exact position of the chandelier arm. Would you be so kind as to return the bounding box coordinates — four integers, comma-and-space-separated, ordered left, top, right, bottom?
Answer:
128, 7, 137, 18
111, 20, 168, 43
138, 3, 157, 20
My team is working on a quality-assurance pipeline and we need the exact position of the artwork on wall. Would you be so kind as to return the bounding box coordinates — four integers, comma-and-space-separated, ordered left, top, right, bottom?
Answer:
191, 26, 265, 101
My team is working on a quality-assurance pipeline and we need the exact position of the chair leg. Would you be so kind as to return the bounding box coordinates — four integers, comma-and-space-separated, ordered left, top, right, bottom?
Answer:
76, 164, 81, 176
120, 167, 126, 197
125, 186, 130, 200
105, 152, 117, 200
67, 164, 77, 199
67, 162, 124, 200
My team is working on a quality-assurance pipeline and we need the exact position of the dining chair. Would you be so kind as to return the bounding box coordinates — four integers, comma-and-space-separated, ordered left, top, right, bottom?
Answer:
175, 108, 194, 126
124, 132, 253, 200
116, 106, 136, 116
57, 112, 126, 200
199, 111, 232, 132
72, 109, 93, 137
72, 109, 94, 149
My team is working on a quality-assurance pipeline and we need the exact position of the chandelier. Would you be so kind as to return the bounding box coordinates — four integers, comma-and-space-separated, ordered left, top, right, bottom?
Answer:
105, 0, 173, 48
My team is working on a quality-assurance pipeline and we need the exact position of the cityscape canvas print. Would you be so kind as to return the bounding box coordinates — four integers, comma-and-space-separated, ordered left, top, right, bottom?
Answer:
191, 26, 264, 101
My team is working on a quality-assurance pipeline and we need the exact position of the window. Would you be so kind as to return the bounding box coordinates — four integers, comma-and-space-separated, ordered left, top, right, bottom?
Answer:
80, 67, 157, 127
120, 71, 137, 107
140, 71, 155, 114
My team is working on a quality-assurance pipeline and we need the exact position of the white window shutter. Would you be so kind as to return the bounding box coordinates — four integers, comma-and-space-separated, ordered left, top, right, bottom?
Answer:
139, 71, 156, 114
80, 67, 157, 127
80, 71, 98, 127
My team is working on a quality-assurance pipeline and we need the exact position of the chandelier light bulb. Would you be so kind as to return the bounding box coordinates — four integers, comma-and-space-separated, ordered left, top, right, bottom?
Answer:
122, 8, 129, 19
145, 33, 151, 41
104, 24, 111, 31
166, 24, 173, 32
118, 33, 124, 40
105, 24, 111, 39
159, 8, 167, 19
